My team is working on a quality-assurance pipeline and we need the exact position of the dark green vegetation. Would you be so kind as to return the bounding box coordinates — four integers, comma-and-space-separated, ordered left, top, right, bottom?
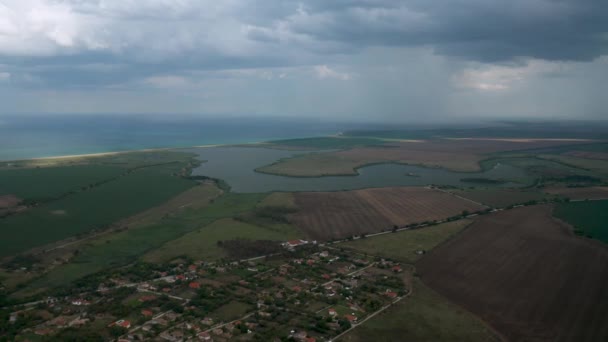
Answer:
0, 165, 124, 201
460, 178, 506, 185
19, 192, 267, 294
450, 188, 552, 208
267, 136, 386, 149
343, 279, 499, 342
0, 164, 196, 257
554, 200, 608, 243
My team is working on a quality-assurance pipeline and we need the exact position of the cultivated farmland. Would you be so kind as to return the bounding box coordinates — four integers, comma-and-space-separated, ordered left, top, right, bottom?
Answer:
417, 205, 608, 342
290, 187, 486, 240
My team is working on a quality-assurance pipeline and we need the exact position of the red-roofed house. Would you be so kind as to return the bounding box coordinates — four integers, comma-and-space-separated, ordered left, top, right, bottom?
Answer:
392, 265, 402, 273
344, 314, 358, 323
328, 308, 337, 316
110, 319, 131, 329
283, 239, 308, 249
385, 291, 398, 299
292, 285, 302, 292
138, 295, 157, 302
189, 282, 201, 289
141, 309, 154, 317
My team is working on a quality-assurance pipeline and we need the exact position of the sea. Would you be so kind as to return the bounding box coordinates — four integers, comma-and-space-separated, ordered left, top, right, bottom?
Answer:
0, 114, 371, 161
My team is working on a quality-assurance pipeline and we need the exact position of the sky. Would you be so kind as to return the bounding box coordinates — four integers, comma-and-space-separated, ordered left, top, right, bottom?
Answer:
0, 0, 606, 122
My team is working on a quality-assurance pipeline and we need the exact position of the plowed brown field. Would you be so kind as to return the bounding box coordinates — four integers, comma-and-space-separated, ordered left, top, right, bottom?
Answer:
290, 187, 485, 240
417, 205, 608, 342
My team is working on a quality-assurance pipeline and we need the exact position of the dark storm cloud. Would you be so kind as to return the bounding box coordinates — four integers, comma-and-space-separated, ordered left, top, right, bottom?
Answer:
251, 0, 608, 62
0, 0, 606, 120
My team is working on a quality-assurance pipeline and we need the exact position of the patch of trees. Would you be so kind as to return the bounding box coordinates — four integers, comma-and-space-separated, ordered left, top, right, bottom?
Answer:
1, 254, 41, 271
218, 239, 283, 260
460, 177, 507, 184
186, 175, 231, 191
253, 206, 297, 223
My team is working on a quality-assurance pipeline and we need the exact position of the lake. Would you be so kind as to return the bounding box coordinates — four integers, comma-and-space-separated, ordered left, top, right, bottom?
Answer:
190, 146, 531, 192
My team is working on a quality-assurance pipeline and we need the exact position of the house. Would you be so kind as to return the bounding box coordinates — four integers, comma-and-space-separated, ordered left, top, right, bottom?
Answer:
384, 290, 398, 299
110, 319, 132, 329
49, 316, 69, 327
189, 282, 201, 289
201, 317, 214, 326
139, 295, 157, 302
319, 251, 329, 258
68, 317, 90, 327
292, 285, 302, 292
282, 239, 309, 250
392, 265, 403, 273
35, 327, 55, 336
292, 331, 308, 340
328, 308, 337, 316
344, 314, 358, 323
71, 299, 91, 306
198, 331, 212, 340
322, 274, 331, 280
141, 309, 154, 317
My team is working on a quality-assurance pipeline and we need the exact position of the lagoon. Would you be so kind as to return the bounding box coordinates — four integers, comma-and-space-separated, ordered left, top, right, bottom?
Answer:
190, 146, 531, 192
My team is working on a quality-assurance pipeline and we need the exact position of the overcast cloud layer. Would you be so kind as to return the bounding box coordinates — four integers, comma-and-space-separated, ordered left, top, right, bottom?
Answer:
0, 0, 606, 121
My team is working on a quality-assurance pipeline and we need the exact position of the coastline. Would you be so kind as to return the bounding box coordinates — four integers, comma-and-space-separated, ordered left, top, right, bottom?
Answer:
1, 143, 235, 163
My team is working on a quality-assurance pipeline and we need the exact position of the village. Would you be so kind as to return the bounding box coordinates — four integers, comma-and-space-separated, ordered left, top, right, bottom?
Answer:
6, 240, 409, 341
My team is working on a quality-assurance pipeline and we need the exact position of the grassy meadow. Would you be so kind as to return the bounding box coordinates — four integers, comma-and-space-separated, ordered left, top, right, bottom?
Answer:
450, 188, 552, 208
15, 191, 281, 295
342, 279, 500, 342
340, 220, 472, 264
143, 217, 302, 262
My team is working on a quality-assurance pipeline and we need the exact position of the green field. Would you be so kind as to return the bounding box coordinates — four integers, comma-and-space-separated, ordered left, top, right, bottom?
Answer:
268, 137, 387, 149
554, 200, 608, 243
450, 188, 551, 208
0, 165, 124, 200
0, 164, 196, 257
16, 192, 270, 294
342, 279, 499, 342
211, 301, 253, 322
143, 217, 302, 262
340, 220, 471, 264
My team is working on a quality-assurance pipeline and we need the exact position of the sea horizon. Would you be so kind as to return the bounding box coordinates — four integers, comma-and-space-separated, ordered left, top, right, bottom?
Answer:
0, 114, 371, 161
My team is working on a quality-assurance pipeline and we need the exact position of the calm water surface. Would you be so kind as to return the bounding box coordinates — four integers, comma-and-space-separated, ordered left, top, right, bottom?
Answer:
190, 146, 531, 192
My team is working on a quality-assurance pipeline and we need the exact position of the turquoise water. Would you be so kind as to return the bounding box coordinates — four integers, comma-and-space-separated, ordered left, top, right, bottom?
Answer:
190, 146, 532, 192
0, 115, 354, 161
